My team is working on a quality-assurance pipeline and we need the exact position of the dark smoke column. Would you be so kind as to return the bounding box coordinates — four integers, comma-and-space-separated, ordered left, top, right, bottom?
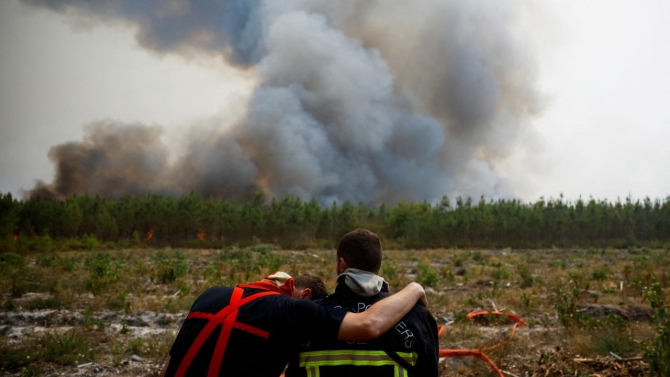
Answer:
26, 0, 543, 204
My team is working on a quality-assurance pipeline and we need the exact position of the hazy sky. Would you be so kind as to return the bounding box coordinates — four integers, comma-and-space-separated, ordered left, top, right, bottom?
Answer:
1, 0, 669, 203
530, 1, 670, 202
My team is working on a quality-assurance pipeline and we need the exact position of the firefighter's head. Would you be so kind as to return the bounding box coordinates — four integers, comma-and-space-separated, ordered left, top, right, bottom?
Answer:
293, 274, 328, 301
336, 229, 382, 275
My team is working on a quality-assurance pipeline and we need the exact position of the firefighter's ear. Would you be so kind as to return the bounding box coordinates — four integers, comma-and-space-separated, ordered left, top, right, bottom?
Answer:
300, 288, 312, 300
337, 257, 348, 274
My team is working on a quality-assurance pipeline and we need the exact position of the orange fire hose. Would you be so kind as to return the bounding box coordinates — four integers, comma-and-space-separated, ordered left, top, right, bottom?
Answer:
438, 311, 527, 377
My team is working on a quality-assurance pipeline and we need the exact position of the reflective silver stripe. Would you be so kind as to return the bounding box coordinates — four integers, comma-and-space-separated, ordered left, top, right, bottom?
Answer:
305, 365, 319, 377
298, 350, 417, 377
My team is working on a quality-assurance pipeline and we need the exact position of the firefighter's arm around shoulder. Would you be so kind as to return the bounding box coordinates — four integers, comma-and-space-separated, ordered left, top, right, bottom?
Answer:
337, 282, 427, 340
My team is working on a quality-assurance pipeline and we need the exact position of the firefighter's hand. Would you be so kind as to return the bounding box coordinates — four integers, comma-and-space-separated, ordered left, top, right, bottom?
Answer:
409, 282, 428, 308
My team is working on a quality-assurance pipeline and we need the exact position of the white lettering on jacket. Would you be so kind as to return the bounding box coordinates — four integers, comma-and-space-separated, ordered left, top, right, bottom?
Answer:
395, 321, 416, 348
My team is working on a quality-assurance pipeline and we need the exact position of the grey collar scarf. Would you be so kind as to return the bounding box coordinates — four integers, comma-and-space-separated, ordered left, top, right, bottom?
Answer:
337, 268, 386, 297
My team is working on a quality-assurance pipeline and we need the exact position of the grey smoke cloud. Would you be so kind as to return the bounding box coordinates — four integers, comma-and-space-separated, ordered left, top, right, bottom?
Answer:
25, 0, 543, 204
30, 122, 173, 199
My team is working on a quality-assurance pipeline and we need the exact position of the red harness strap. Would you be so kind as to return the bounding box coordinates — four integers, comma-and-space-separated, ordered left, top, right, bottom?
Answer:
175, 287, 280, 377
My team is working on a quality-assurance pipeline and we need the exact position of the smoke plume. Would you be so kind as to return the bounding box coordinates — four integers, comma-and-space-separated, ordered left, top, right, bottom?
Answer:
26, 0, 543, 204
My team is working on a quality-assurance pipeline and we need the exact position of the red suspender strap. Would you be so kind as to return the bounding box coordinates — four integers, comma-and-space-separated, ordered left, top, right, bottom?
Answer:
175, 287, 279, 377
185, 312, 271, 339
207, 287, 244, 377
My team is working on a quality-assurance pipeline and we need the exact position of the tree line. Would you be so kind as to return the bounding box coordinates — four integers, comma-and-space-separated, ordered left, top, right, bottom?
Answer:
1, 191, 669, 252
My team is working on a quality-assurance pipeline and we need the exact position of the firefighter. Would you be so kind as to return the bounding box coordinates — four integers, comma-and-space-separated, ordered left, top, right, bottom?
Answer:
286, 229, 439, 377
293, 274, 328, 301
161, 271, 427, 377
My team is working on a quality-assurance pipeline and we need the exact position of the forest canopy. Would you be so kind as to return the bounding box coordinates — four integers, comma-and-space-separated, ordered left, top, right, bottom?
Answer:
1, 191, 669, 252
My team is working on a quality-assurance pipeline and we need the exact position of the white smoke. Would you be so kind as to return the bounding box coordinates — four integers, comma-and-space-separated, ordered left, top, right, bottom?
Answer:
26, 0, 544, 204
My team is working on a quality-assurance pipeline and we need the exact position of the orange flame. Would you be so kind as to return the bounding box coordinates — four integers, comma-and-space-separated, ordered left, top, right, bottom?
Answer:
13, 235, 18, 242
145, 229, 154, 242
197, 230, 205, 241
273, 237, 280, 244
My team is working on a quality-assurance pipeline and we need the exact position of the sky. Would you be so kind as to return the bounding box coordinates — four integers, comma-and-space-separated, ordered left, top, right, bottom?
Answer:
1, 0, 669, 203
530, 1, 670, 202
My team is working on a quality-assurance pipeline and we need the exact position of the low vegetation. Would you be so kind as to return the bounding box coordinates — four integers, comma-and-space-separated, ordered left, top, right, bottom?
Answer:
1, 246, 668, 376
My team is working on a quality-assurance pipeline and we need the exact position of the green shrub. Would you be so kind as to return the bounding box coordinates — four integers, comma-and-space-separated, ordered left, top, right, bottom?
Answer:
82, 234, 100, 250
492, 267, 509, 281
471, 250, 482, 262
416, 263, 439, 288
591, 267, 609, 281
0, 342, 31, 371
85, 251, 122, 293
453, 254, 465, 268
116, 238, 131, 249
516, 263, 534, 288
80, 308, 105, 329
25, 296, 64, 310
592, 327, 636, 356
0, 252, 25, 270
34, 235, 54, 253
86, 252, 113, 278
60, 237, 85, 251
125, 333, 173, 358
40, 330, 95, 365
131, 230, 143, 247
1, 330, 97, 369
381, 261, 404, 290
3, 299, 17, 311
520, 292, 536, 313
36, 253, 61, 267
0, 252, 27, 298
257, 252, 284, 274
153, 250, 189, 284
643, 282, 670, 376
107, 291, 131, 312
59, 257, 76, 272
249, 243, 280, 254
225, 248, 260, 281
441, 267, 455, 283
550, 278, 588, 327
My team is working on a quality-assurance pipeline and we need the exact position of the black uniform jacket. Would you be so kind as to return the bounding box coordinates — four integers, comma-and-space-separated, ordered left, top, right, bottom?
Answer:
285, 282, 439, 377
165, 285, 346, 377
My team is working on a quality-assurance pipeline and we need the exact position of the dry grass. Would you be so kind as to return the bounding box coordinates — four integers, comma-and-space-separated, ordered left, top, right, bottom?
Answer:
1, 246, 667, 376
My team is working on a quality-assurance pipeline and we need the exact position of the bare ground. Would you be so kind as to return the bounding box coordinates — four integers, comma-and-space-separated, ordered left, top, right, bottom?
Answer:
1, 247, 666, 376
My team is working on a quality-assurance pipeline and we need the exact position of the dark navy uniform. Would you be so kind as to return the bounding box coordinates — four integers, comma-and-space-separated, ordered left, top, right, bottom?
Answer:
165, 285, 346, 377
285, 282, 439, 377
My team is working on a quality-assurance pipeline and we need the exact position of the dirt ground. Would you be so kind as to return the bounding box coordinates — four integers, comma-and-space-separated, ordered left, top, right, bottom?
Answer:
1, 247, 666, 376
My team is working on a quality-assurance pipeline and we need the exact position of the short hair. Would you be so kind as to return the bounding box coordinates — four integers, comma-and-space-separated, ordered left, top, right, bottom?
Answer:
294, 274, 328, 301
337, 229, 382, 274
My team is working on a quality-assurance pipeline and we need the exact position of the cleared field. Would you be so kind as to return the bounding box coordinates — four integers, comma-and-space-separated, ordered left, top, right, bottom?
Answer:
1, 246, 667, 376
